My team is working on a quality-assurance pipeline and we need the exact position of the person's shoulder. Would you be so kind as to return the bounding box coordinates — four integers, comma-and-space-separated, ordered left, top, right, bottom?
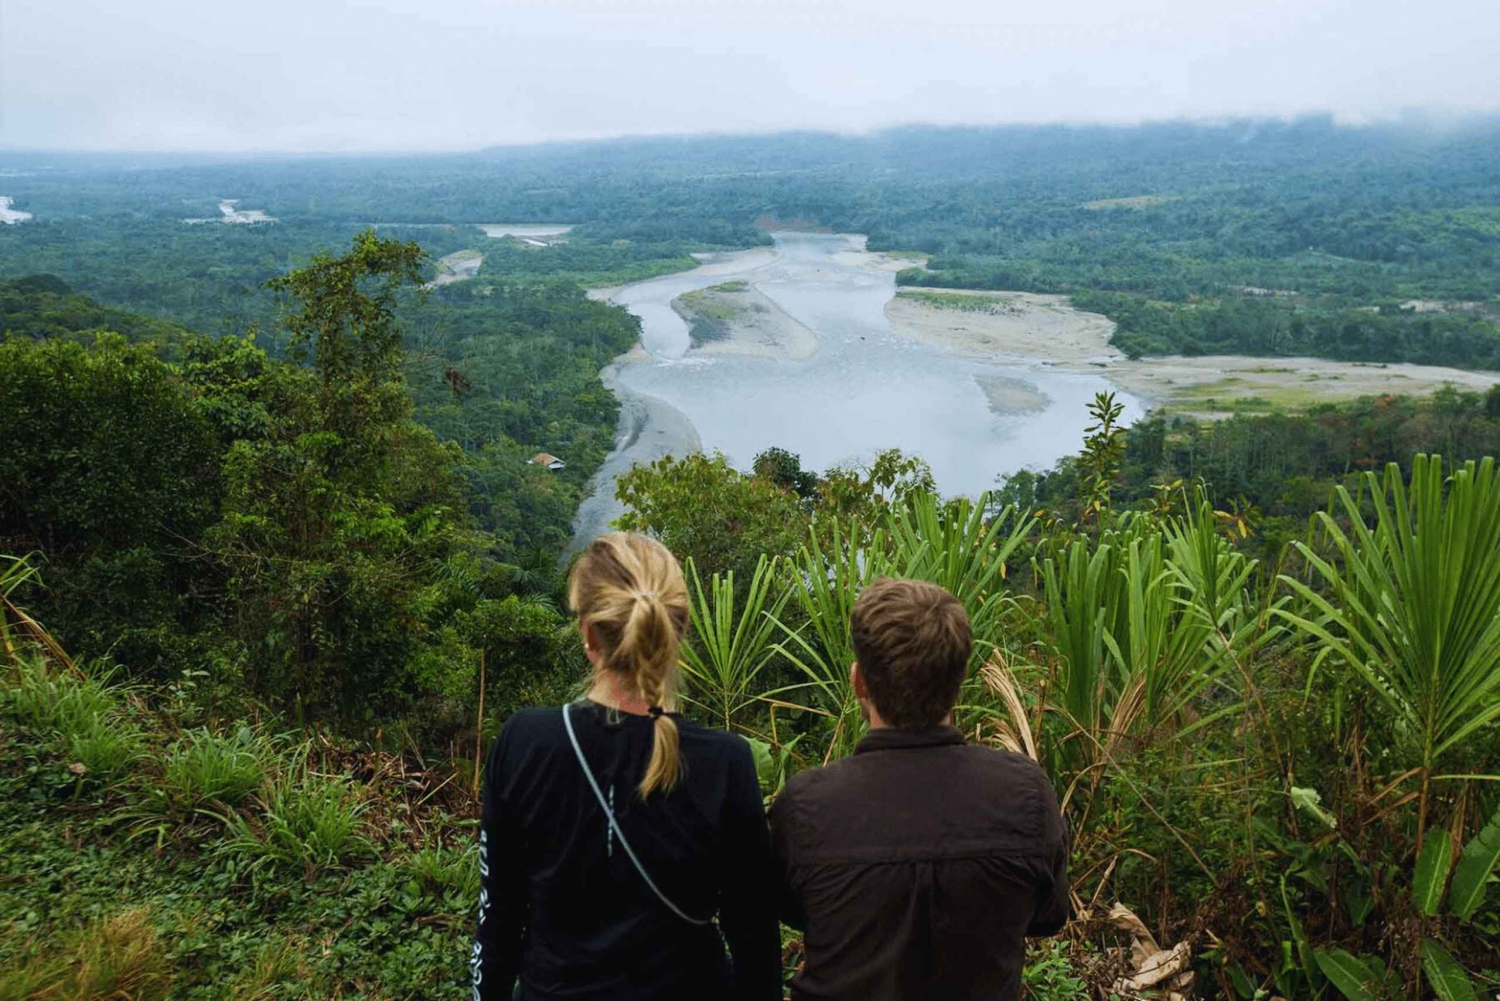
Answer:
502, 704, 563, 733
777, 749, 858, 804
960, 743, 1054, 787
959, 746, 1064, 834
495, 705, 564, 751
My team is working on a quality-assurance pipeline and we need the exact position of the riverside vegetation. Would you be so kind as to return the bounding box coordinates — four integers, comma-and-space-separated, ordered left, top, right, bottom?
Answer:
5, 117, 1498, 370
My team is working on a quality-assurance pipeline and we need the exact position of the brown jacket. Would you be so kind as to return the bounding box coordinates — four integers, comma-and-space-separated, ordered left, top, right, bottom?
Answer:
770, 726, 1069, 1001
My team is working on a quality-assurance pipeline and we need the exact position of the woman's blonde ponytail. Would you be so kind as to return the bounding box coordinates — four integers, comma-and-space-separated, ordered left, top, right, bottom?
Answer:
568, 533, 690, 796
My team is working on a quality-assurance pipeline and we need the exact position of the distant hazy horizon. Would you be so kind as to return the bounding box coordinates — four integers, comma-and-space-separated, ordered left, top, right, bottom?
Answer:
2, 109, 1498, 160
2, 0, 1496, 154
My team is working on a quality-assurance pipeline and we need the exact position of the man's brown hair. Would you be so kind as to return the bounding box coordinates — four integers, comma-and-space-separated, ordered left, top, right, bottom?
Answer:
850, 577, 972, 729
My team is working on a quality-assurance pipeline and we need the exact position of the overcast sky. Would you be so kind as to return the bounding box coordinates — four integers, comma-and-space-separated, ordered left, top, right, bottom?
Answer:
2, 0, 1496, 152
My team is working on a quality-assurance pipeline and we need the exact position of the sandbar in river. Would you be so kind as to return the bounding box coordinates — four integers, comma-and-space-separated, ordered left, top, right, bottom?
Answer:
572, 234, 1142, 542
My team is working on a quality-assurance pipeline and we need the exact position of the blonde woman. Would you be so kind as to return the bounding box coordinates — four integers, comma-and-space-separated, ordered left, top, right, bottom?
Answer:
471, 533, 780, 1001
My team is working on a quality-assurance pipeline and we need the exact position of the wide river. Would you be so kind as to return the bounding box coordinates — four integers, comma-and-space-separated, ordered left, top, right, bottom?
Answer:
572, 233, 1142, 541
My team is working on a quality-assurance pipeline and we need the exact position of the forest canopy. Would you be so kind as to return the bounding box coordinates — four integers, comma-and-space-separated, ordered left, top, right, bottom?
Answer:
4, 118, 1499, 368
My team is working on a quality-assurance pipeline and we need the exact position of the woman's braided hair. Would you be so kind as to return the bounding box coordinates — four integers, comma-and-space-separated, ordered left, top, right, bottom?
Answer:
568, 533, 691, 796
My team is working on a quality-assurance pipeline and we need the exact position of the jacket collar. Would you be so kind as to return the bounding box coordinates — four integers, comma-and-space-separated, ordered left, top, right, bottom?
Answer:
854, 725, 965, 755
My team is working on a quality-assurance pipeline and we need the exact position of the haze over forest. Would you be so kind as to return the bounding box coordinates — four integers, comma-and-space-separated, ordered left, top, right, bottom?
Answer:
3, 0, 1499, 151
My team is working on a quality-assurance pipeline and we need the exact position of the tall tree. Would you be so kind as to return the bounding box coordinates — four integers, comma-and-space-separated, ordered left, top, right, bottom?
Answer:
210, 233, 467, 718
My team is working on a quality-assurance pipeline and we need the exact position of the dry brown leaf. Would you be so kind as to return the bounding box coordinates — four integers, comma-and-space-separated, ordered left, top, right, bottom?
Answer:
1114, 942, 1191, 991
979, 653, 1038, 761
1107, 901, 1161, 958
1106, 902, 1195, 998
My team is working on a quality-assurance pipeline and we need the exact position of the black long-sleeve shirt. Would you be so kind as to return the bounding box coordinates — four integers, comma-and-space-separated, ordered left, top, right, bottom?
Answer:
472, 700, 782, 1001
769, 726, 1070, 1001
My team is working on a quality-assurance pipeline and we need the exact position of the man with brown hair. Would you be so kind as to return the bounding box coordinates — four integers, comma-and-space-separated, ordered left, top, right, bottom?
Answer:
770, 577, 1069, 1001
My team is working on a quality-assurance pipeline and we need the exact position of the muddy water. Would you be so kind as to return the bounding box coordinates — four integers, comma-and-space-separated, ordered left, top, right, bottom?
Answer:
572, 233, 1142, 542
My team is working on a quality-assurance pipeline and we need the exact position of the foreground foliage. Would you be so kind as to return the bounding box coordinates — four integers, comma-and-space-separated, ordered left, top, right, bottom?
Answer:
6, 437, 1500, 996
619, 439, 1500, 998
0, 650, 480, 999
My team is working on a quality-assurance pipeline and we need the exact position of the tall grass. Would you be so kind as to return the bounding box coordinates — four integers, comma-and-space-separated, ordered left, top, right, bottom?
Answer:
3, 652, 142, 786
161, 727, 267, 811
5, 653, 119, 735
119, 726, 271, 833
405, 843, 482, 903
227, 935, 321, 1001
0, 908, 172, 1001
65, 716, 144, 785
217, 743, 372, 874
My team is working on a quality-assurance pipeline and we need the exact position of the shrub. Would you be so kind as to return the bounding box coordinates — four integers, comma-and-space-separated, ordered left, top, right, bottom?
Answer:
1021, 941, 1089, 1001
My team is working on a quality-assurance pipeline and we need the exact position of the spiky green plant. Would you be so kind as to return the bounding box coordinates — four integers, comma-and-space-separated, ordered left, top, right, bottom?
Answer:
772, 518, 891, 759
679, 555, 792, 734
1037, 530, 1126, 768
1162, 490, 1280, 741
1279, 455, 1500, 841
885, 491, 1032, 664
1037, 501, 1253, 774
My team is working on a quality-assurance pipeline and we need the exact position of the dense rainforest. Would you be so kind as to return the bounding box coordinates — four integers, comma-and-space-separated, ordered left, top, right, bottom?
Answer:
3, 121, 1500, 999
4, 116, 1498, 366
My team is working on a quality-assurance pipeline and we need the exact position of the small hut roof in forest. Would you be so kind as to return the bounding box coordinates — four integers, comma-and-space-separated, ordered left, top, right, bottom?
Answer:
532, 452, 565, 470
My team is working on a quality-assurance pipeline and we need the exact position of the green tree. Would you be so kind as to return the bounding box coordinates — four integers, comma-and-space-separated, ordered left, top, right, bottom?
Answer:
270, 231, 424, 386
817, 448, 936, 524
0, 334, 219, 668
266, 230, 426, 484
614, 452, 807, 582
207, 234, 470, 719
752, 447, 819, 499
1079, 392, 1127, 526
